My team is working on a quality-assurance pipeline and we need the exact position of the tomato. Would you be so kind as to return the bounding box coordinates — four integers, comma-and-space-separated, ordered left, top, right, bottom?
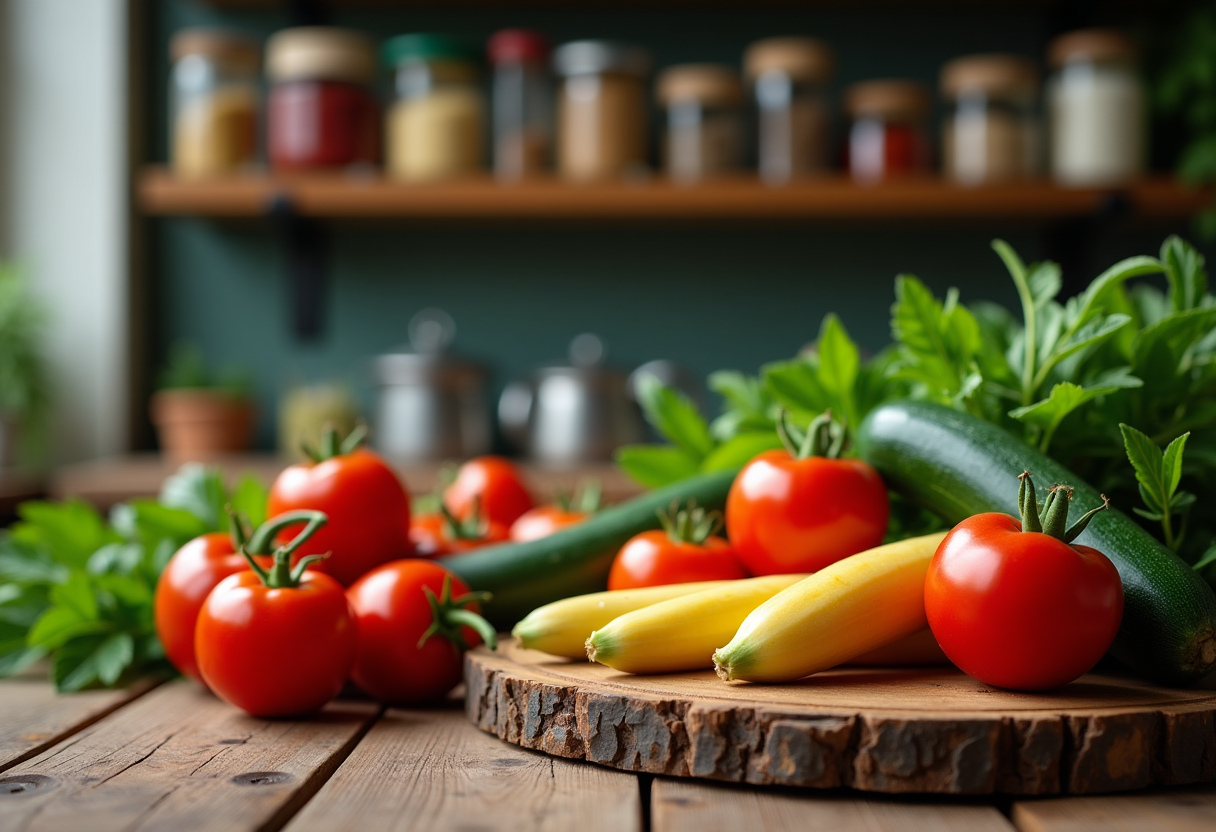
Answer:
347, 560, 497, 705
444, 456, 534, 527
726, 414, 888, 575
154, 531, 250, 681
608, 503, 748, 590
924, 473, 1123, 691
195, 511, 358, 717
268, 427, 412, 586
409, 510, 510, 557
510, 506, 589, 542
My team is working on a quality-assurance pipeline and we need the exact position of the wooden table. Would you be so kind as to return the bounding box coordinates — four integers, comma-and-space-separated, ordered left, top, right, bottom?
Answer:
3, 669, 1214, 831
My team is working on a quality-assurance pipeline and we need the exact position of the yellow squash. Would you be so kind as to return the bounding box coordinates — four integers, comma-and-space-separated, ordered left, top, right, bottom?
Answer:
511, 580, 738, 658
586, 574, 807, 674
713, 532, 948, 683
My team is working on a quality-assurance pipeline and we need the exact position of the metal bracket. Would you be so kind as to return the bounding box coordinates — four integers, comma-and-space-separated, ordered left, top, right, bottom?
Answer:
267, 195, 328, 342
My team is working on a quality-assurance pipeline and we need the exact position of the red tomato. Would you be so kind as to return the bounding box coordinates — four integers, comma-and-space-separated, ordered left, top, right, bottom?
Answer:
726, 449, 889, 575
925, 479, 1123, 691
510, 506, 589, 543
444, 456, 534, 527
154, 532, 250, 681
196, 569, 357, 717
409, 511, 510, 557
347, 560, 496, 705
268, 446, 412, 586
608, 531, 748, 590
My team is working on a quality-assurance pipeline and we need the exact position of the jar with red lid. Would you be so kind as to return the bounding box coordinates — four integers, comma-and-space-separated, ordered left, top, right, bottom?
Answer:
489, 29, 551, 179
845, 80, 931, 183
266, 27, 378, 171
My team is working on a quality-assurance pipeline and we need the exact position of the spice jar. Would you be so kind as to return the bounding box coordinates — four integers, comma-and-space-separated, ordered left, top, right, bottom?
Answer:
941, 55, 1039, 185
266, 27, 378, 171
1048, 29, 1144, 186
170, 29, 259, 178
744, 37, 834, 184
385, 34, 484, 181
489, 29, 551, 180
845, 80, 931, 183
657, 64, 744, 182
553, 40, 651, 181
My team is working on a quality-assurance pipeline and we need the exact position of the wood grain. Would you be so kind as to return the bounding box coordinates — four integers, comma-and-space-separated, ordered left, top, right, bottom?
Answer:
284, 702, 641, 832
0, 673, 157, 773
0, 680, 377, 832
652, 778, 1016, 832
1012, 786, 1216, 832
465, 642, 1216, 795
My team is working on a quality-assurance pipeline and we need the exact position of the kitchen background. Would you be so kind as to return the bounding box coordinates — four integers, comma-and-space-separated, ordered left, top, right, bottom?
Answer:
2, 0, 1215, 506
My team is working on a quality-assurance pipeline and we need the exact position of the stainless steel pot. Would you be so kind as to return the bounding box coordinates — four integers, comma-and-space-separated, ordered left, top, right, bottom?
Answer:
499, 334, 646, 464
372, 309, 491, 460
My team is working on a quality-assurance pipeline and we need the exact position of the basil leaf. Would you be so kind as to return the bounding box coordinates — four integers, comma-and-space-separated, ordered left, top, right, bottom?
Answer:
701, 433, 783, 473
1160, 235, 1208, 312
763, 357, 830, 418
633, 373, 714, 460
1010, 373, 1143, 452
816, 314, 861, 427
230, 475, 269, 528
615, 444, 702, 489
9, 501, 120, 571
159, 464, 229, 532
53, 632, 134, 692
889, 276, 983, 404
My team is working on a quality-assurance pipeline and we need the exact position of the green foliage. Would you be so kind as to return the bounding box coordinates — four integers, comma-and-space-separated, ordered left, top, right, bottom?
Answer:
157, 341, 251, 395
0, 263, 50, 427
0, 465, 268, 691
1121, 426, 1195, 553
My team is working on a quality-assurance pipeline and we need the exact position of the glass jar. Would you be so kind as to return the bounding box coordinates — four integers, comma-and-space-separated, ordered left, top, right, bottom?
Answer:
744, 37, 834, 184
845, 80, 931, 183
941, 55, 1039, 185
489, 29, 551, 180
1048, 29, 1144, 186
553, 41, 651, 181
657, 64, 744, 182
385, 34, 484, 181
169, 29, 259, 178
266, 27, 378, 171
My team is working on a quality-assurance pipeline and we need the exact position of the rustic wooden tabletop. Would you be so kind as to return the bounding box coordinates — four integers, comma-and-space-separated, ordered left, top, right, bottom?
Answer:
2, 668, 1214, 832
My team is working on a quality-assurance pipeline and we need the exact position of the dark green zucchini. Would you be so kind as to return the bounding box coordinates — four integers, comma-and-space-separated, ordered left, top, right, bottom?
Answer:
856, 399, 1216, 687
438, 468, 737, 629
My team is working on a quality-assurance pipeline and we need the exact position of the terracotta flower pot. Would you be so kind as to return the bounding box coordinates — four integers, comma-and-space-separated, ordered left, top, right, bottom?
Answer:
150, 389, 256, 463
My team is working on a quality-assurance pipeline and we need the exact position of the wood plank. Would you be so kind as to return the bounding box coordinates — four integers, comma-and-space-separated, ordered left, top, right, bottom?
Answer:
1012, 787, 1216, 832
0, 679, 378, 832
0, 672, 157, 773
652, 778, 1016, 832
284, 702, 642, 832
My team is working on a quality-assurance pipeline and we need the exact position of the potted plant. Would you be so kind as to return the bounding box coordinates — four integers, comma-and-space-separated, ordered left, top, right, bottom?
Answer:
150, 342, 255, 462
0, 263, 50, 468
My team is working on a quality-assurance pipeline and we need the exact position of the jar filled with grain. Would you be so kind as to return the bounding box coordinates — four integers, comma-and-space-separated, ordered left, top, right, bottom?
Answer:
845, 80, 931, 183
553, 41, 651, 181
1048, 29, 1144, 186
489, 29, 551, 180
744, 37, 834, 184
170, 29, 259, 178
941, 55, 1039, 185
384, 34, 485, 180
658, 64, 744, 182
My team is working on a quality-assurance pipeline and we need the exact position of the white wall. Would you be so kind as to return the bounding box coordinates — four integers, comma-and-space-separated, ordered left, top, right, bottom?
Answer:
0, 0, 129, 462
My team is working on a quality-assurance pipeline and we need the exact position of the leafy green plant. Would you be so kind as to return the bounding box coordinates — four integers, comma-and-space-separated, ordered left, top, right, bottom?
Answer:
0, 262, 50, 435
157, 341, 251, 396
0, 465, 267, 690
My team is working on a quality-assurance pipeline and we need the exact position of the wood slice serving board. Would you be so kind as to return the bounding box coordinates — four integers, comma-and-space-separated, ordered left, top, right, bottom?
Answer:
465, 642, 1216, 796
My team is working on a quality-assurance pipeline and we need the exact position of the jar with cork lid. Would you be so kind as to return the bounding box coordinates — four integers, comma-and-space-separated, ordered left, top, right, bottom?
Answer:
169, 29, 259, 178
845, 80, 931, 183
744, 37, 834, 183
1047, 29, 1144, 186
941, 55, 1039, 185
657, 64, 744, 182
553, 41, 651, 181
489, 29, 552, 180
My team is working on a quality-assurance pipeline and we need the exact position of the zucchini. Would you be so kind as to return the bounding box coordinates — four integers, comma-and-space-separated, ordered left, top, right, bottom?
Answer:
438, 468, 737, 629
856, 400, 1216, 686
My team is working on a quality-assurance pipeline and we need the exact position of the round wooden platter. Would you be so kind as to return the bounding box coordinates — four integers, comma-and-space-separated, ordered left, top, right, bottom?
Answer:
464, 641, 1216, 796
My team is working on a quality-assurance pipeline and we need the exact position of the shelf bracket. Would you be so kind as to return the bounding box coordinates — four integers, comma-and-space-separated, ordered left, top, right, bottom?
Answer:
268, 195, 327, 342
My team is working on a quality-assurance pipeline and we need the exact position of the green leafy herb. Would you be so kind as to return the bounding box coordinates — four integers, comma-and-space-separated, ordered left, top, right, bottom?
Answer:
1121, 426, 1195, 553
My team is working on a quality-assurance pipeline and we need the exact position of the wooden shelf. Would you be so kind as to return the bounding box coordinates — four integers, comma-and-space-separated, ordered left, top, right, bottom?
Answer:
138, 167, 1208, 222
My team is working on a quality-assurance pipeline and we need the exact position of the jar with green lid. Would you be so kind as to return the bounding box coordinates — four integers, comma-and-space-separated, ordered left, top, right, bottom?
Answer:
384, 34, 485, 180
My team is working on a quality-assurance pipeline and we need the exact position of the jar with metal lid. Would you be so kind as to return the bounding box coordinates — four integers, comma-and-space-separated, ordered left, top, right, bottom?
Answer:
170, 29, 259, 178
384, 34, 484, 181
845, 80, 931, 183
553, 41, 651, 181
941, 55, 1039, 185
657, 64, 744, 182
1048, 29, 1144, 186
744, 37, 834, 183
266, 27, 378, 171
489, 29, 551, 180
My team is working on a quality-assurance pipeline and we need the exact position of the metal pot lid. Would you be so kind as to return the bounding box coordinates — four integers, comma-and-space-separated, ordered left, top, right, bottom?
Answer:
374, 308, 487, 386
530, 334, 631, 387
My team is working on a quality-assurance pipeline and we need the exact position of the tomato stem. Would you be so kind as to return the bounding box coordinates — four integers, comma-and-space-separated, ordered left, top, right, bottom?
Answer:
418, 576, 498, 652
238, 509, 329, 589
656, 499, 722, 545
1016, 472, 1110, 543
1017, 472, 1043, 533
300, 424, 368, 464
776, 409, 847, 460
439, 497, 491, 541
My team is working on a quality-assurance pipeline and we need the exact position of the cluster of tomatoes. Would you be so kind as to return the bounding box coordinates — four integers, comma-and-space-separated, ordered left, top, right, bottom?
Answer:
152, 432, 546, 718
